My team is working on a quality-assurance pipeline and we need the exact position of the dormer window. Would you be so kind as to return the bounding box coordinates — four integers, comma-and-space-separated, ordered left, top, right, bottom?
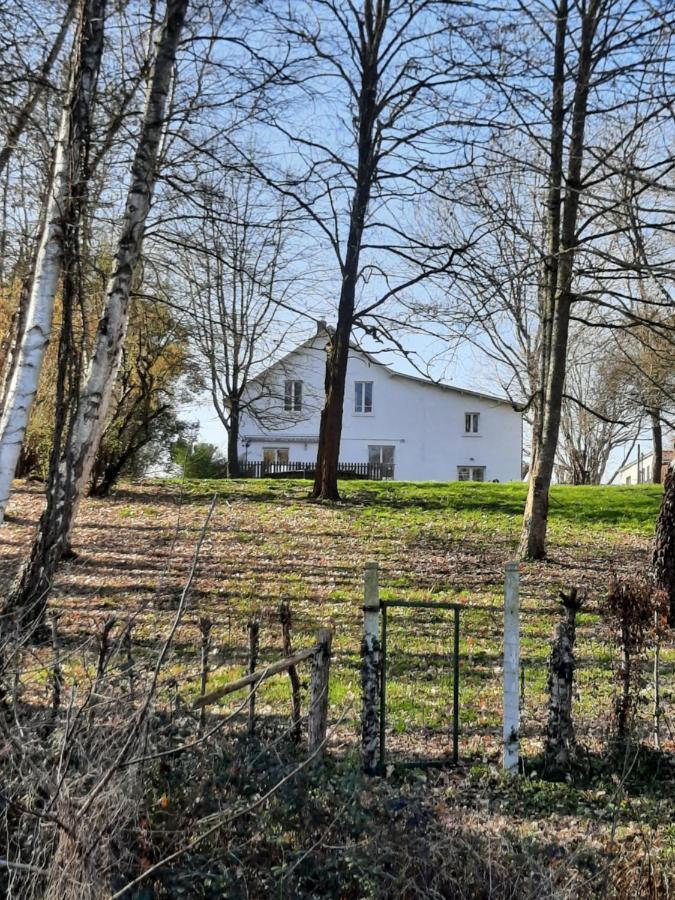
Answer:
465, 412, 480, 434
355, 381, 373, 414
284, 380, 303, 412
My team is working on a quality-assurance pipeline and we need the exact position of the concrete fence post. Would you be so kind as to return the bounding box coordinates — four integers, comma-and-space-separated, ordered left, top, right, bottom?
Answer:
361, 561, 381, 774
503, 561, 520, 774
308, 628, 332, 755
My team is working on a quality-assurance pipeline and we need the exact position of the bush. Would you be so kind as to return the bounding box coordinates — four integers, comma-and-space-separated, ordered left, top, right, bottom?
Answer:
170, 440, 228, 479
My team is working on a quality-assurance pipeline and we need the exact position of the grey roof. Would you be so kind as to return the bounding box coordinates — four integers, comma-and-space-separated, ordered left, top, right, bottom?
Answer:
373, 361, 515, 406
257, 330, 517, 408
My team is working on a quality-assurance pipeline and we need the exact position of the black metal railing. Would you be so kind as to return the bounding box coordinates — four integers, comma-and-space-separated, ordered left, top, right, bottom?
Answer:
236, 461, 394, 480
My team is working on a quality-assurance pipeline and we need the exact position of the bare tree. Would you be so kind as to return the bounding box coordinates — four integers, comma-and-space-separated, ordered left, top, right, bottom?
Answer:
176, 169, 300, 476
428, 146, 546, 459
556, 332, 634, 484
233, 1, 480, 500
448, 0, 675, 558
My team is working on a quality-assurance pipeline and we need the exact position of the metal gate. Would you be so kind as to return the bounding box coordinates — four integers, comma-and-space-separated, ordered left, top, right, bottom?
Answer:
379, 600, 462, 770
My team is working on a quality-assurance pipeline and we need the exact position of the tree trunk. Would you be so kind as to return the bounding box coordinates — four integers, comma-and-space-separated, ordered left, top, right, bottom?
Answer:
650, 409, 662, 483
0, 0, 105, 525
653, 460, 675, 626
228, 398, 241, 477
545, 587, 582, 776
311, 16, 383, 501
312, 324, 350, 500
520, 0, 600, 559
4, 0, 188, 626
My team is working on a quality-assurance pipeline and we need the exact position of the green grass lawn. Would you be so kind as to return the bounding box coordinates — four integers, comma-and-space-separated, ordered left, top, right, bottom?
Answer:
1, 479, 669, 761
2, 478, 672, 894
134, 478, 668, 763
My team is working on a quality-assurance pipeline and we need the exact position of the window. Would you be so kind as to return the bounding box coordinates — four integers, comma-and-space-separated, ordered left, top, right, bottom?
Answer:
458, 466, 485, 482
368, 445, 395, 466
625, 476, 632, 485
355, 381, 373, 414
263, 447, 289, 466
284, 380, 303, 412
465, 412, 480, 434
368, 445, 395, 478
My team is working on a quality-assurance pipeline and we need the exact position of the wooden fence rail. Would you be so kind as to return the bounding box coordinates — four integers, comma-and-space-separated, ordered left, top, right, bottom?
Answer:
193, 628, 333, 757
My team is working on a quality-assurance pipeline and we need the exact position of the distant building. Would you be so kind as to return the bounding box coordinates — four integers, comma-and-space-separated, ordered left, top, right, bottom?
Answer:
238, 324, 523, 482
616, 439, 674, 485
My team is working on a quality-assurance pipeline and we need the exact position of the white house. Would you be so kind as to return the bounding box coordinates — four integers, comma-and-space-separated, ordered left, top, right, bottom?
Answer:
615, 439, 674, 485
238, 325, 523, 482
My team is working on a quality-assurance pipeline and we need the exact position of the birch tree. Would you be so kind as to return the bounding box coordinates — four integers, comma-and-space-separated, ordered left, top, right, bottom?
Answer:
5, 0, 189, 624
0, 0, 107, 524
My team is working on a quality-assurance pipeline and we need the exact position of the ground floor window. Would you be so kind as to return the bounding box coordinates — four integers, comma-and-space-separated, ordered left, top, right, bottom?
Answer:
368, 445, 395, 478
458, 465, 485, 482
263, 447, 289, 466
368, 445, 395, 466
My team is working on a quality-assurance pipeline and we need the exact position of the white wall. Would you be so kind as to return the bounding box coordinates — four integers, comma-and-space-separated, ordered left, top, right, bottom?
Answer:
617, 458, 651, 485
239, 335, 522, 481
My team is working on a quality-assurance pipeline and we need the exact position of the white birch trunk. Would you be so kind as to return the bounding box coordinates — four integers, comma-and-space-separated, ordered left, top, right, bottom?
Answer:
61, 0, 189, 539
0, 117, 70, 522
3, 0, 188, 624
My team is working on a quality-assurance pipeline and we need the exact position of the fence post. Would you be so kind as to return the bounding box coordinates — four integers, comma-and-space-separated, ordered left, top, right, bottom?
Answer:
279, 600, 302, 744
361, 561, 381, 774
308, 628, 332, 755
198, 617, 213, 734
503, 561, 520, 774
247, 619, 260, 735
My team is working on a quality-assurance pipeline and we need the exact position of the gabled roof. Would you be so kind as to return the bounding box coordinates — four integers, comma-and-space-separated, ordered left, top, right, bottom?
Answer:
255, 325, 517, 408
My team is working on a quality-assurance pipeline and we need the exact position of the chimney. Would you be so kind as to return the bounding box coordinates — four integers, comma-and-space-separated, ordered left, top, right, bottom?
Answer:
316, 319, 328, 335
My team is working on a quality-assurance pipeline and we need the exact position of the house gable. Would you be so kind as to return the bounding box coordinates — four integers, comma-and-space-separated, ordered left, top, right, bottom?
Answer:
238, 330, 522, 482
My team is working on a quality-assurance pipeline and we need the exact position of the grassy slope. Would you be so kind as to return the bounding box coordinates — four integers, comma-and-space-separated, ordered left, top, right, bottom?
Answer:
1, 479, 673, 895
166, 480, 666, 752
3, 479, 667, 751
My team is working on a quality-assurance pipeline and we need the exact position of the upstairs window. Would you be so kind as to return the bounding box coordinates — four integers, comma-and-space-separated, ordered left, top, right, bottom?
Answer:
465, 412, 480, 434
355, 381, 373, 414
284, 380, 303, 412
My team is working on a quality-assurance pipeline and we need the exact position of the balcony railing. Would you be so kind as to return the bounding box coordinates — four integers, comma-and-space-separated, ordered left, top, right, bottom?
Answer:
236, 461, 394, 480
